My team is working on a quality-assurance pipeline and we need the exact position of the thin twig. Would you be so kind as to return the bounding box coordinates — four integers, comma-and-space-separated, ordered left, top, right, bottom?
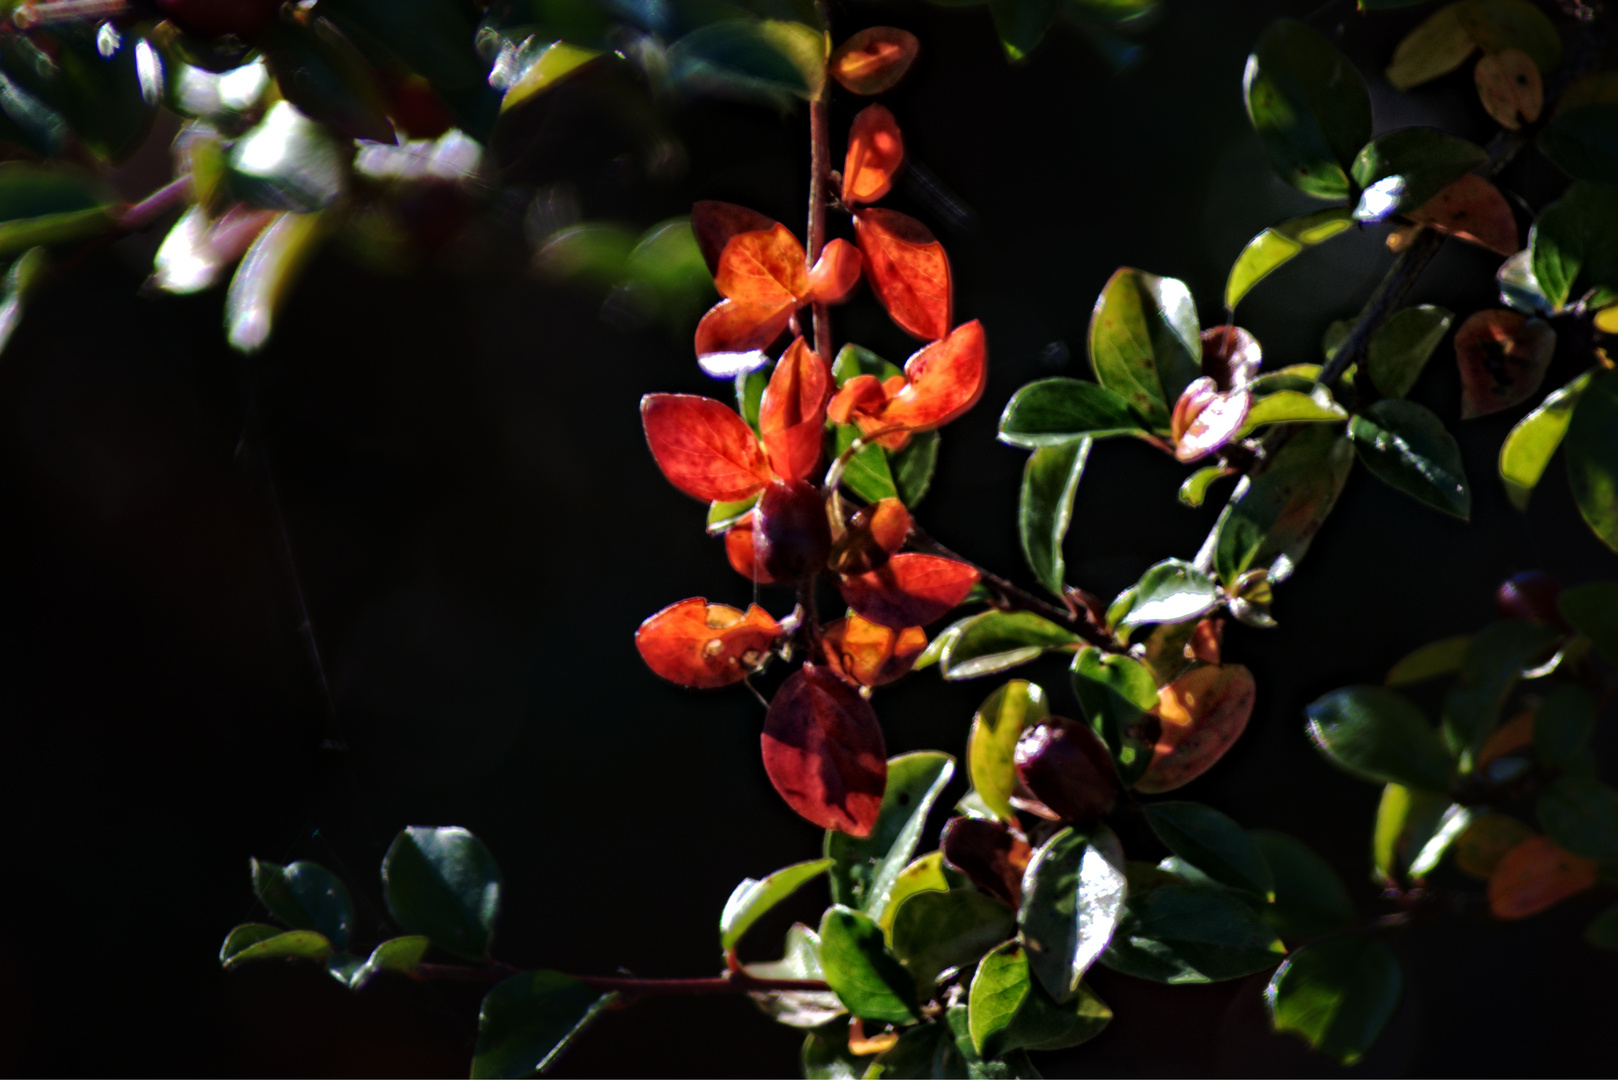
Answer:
806, 2, 832, 363
413, 962, 831, 995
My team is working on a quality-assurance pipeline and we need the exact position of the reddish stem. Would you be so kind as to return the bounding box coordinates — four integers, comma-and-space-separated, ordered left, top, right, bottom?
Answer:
413, 962, 830, 996
806, 23, 832, 363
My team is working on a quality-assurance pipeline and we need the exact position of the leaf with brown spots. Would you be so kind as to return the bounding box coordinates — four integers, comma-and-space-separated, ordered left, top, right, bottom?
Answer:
1454, 309, 1556, 419
1487, 835, 1596, 919
761, 665, 888, 835
1407, 174, 1518, 257
1133, 664, 1256, 794
1475, 48, 1542, 130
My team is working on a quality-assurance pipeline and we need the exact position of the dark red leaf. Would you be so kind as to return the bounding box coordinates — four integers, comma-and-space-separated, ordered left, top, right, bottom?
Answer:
854, 208, 952, 341
1455, 309, 1555, 419
635, 597, 780, 688
940, 816, 1032, 908
691, 200, 778, 275
759, 337, 831, 482
838, 552, 978, 629
828, 26, 919, 95
1013, 717, 1120, 825
754, 479, 832, 580
761, 665, 888, 835
829, 497, 912, 575
641, 393, 771, 502
842, 104, 905, 206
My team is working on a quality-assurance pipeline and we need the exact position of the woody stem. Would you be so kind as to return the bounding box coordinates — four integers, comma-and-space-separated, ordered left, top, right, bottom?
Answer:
807, 25, 832, 363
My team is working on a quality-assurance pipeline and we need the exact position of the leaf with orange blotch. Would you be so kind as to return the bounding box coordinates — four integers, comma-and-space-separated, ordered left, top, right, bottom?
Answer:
641, 393, 772, 502
691, 200, 778, 275
759, 338, 831, 482
829, 27, 919, 96
694, 297, 796, 359
1133, 664, 1256, 794
725, 512, 777, 583
1454, 309, 1556, 419
635, 597, 781, 688
761, 665, 888, 835
855, 208, 952, 341
822, 614, 927, 687
1487, 835, 1596, 920
863, 498, 912, 553
843, 105, 905, 206
715, 224, 809, 305
1407, 174, 1518, 257
838, 552, 979, 629
1475, 48, 1542, 131
807, 239, 863, 305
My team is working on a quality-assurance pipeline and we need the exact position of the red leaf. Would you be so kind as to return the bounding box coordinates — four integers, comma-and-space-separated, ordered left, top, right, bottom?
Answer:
694, 297, 796, 358
828, 373, 889, 426
715, 224, 808, 306
1171, 377, 1251, 463
691, 200, 777, 275
761, 665, 888, 835
854, 208, 952, 341
1189, 617, 1223, 665
1408, 174, 1518, 257
842, 104, 905, 206
1454, 309, 1555, 419
874, 320, 989, 436
1133, 663, 1255, 793
635, 597, 781, 688
1488, 836, 1596, 920
724, 512, 777, 583
821, 614, 927, 687
759, 337, 831, 482
838, 552, 979, 629
828, 26, 919, 95
807, 239, 863, 305
940, 816, 1031, 908
641, 393, 771, 502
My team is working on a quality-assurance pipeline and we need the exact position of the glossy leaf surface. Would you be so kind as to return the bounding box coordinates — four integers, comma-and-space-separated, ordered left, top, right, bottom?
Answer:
224, 210, 332, 354
1071, 647, 1158, 786
1119, 559, 1220, 628
1087, 268, 1201, 432
854, 208, 951, 341
351, 936, 430, 990
251, 858, 353, 950
721, 859, 835, 952
1348, 399, 1470, 519
764, 667, 889, 836
1144, 802, 1273, 899
1244, 19, 1371, 199
1306, 686, 1453, 792
1500, 369, 1591, 510
1564, 370, 1618, 552
1225, 207, 1354, 309
1213, 423, 1353, 586
744, 924, 845, 1028
383, 826, 502, 961
1135, 664, 1256, 794
941, 611, 1080, 681
997, 378, 1142, 447
1018, 437, 1089, 597
829, 27, 919, 95
827, 752, 953, 916
1101, 885, 1285, 983
641, 393, 771, 502
1265, 936, 1401, 1066
1018, 826, 1127, 1003
471, 971, 615, 1079
1530, 181, 1618, 311
839, 553, 979, 629
970, 942, 1111, 1058
968, 681, 1048, 822
1351, 128, 1485, 221
635, 598, 779, 688
819, 905, 922, 1024
891, 888, 1016, 993
1249, 830, 1356, 937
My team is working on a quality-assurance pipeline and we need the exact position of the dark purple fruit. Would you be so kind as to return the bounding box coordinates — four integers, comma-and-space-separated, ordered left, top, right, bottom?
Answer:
754, 479, 831, 581
940, 816, 1031, 907
1495, 571, 1568, 629
1013, 717, 1119, 825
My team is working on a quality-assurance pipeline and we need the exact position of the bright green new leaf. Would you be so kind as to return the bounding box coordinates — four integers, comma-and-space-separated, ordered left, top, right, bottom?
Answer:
1225, 207, 1354, 309
220, 925, 333, 969
819, 905, 923, 1024
827, 752, 954, 918
225, 211, 332, 354
471, 971, 617, 1079
969, 942, 1111, 1058
1118, 559, 1220, 628
879, 853, 951, 940
942, 610, 1082, 681
1179, 466, 1231, 508
1248, 830, 1356, 937
891, 889, 1017, 994
500, 42, 603, 113
834, 423, 899, 504
1499, 369, 1592, 511
1143, 802, 1274, 899
720, 859, 834, 952
1372, 783, 1449, 883
1348, 399, 1470, 520
1213, 423, 1354, 586
1441, 620, 1562, 761
1385, 634, 1472, 686
1559, 581, 1618, 664
998, 378, 1143, 447
1537, 105, 1618, 185
1530, 181, 1618, 312
350, 936, 431, 990
1305, 686, 1454, 792
1018, 826, 1128, 1003
1265, 936, 1402, 1066
833, 343, 901, 383
1087, 267, 1202, 432
1243, 19, 1371, 200
251, 858, 354, 950
1534, 684, 1597, 767
1368, 306, 1453, 399
1350, 128, 1486, 221
382, 825, 502, 961
1018, 437, 1090, 597
1100, 885, 1285, 984
1071, 647, 1157, 785
707, 494, 760, 534
1239, 387, 1347, 434
1538, 777, 1618, 861
969, 680, 1049, 822
1564, 369, 1618, 552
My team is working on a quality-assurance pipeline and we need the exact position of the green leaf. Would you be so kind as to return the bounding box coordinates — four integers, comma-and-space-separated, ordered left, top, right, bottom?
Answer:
1530, 181, 1618, 312
941, 611, 1081, 681
990, 0, 1056, 61
1367, 306, 1453, 399
471, 971, 616, 1079
1441, 620, 1562, 763
1018, 438, 1089, 597
1070, 647, 1157, 785
1265, 936, 1401, 1066
1565, 369, 1618, 552
1534, 684, 1597, 767
1248, 830, 1356, 937
866, 1021, 963, 1078
1538, 777, 1618, 861
220, 925, 333, 969
1350, 128, 1486, 221
1087, 268, 1202, 432
1372, 783, 1450, 883
834, 343, 902, 383
382, 826, 502, 961
1305, 686, 1454, 792
533, 222, 637, 288
499, 41, 604, 113
1179, 466, 1231, 508
827, 752, 954, 918
1144, 803, 1273, 899
1456, 0, 1562, 76
327, 951, 365, 986
1500, 369, 1593, 510
878, 853, 952, 940
1585, 905, 1618, 951
819, 905, 923, 1024
891, 889, 1017, 994
744, 924, 846, 1028
624, 217, 714, 326
1213, 422, 1353, 586
1348, 399, 1470, 520
227, 102, 348, 213
968, 680, 1049, 823
0, 246, 45, 358
224, 210, 332, 354
720, 859, 834, 953
943, 1005, 1043, 1078
893, 430, 940, 506
1406, 803, 1472, 878
0, 163, 115, 259
668, 18, 826, 102
1101, 885, 1285, 984
251, 858, 354, 950
1018, 825, 1128, 1003
969, 942, 1111, 1058
1118, 559, 1220, 628
0, 25, 155, 163
350, 935, 431, 990
801, 1023, 866, 1079
707, 494, 759, 534
1243, 19, 1371, 200
1559, 581, 1618, 664
1225, 207, 1354, 309
1385, 634, 1472, 687
835, 424, 898, 504
1239, 387, 1347, 434
998, 379, 1142, 447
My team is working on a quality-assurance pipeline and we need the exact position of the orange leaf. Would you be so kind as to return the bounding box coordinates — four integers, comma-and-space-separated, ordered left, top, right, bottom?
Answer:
855, 208, 952, 341
1487, 835, 1596, 920
842, 104, 905, 206
640, 393, 772, 502
822, 614, 927, 687
807, 239, 863, 305
838, 552, 978, 629
829, 26, 919, 95
1133, 663, 1256, 794
829, 497, 912, 575
1189, 617, 1223, 665
1474, 48, 1542, 130
1172, 377, 1251, 463
694, 297, 796, 358
725, 513, 777, 584
1407, 174, 1518, 257
691, 200, 778, 275
715, 224, 809, 305
872, 320, 989, 436
759, 338, 831, 482
827, 373, 889, 426
1454, 309, 1555, 419
761, 665, 888, 835
1476, 710, 1535, 770
635, 597, 780, 688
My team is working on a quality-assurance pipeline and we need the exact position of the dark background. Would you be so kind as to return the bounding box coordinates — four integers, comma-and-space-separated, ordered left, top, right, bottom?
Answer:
0, 0, 1613, 1075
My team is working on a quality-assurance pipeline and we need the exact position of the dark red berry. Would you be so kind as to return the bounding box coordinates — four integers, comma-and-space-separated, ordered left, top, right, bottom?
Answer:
1495, 571, 1569, 630
754, 479, 831, 581
1013, 717, 1119, 826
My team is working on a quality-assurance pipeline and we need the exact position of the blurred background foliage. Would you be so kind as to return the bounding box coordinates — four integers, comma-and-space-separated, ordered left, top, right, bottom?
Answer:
0, 0, 1613, 1074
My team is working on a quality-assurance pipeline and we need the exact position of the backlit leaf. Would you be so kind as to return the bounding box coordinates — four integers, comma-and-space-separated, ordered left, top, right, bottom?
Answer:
883, 320, 988, 434
1306, 686, 1454, 792
471, 971, 616, 1079
1487, 835, 1596, 919
827, 751, 954, 916
998, 378, 1142, 447
969, 942, 1111, 1058
830, 27, 919, 95
763, 666, 889, 836
635, 598, 779, 688
819, 905, 923, 1024
1243, 19, 1371, 200
1070, 647, 1158, 785
350, 936, 430, 990
696, 297, 796, 362
941, 610, 1081, 681
1499, 369, 1592, 510
1239, 387, 1346, 433
1018, 825, 1128, 1003
1530, 181, 1618, 312
878, 854, 951, 939
1386, 3, 1475, 91
1367, 305, 1453, 399
822, 616, 927, 688
691, 200, 778, 275
1348, 398, 1470, 519
854, 208, 951, 341
1265, 936, 1401, 1066
1225, 207, 1354, 310
807, 239, 863, 305
715, 223, 808, 306
1101, 884, 1284, 983
1019, 437, 1089, 597
1249, 830, 1356, 937
1408, 174, 1518, 257
721, 859, 835, 952
839, 553, 979, 629
1144, 802, 1273, 898
219, 925, 331, 969
968, 680, 1049, 822
224, 210, 331, 354
1135, 664, 1256, 794
759, 337, 831, 483
640, 393, 771, 502
382, 826, 502, 961
843, 104, 905, 206
1373, 784, 1450, 882
1088, 267, 1201, 432
1350, 128, 1486, 221
1564, 370, 1618, 552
